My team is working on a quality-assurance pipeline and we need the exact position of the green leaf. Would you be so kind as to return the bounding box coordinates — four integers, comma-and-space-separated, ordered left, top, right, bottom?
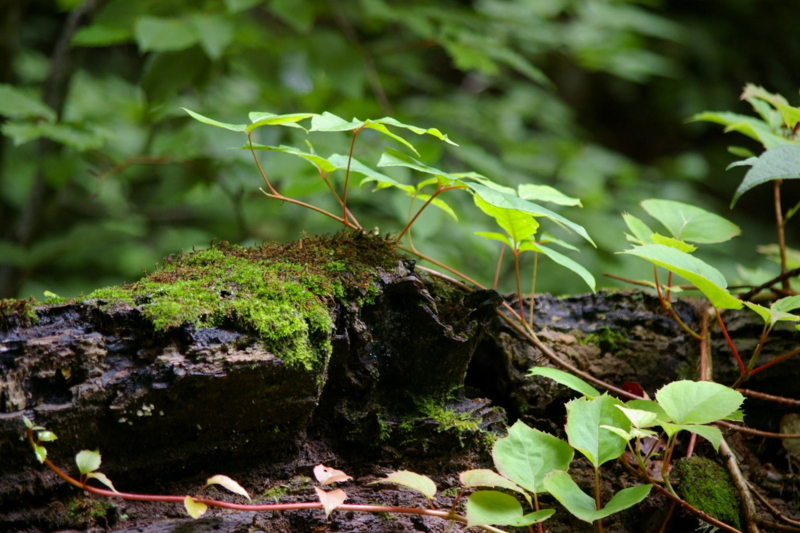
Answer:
543, 470, 652, 523
466, 491, 554, 528
76, 449, 102, 474
1, 121, 106, 150
378, 148, 462, 184
468, 182, 596, 247
492, 420, 573, 494
372, 116, 457, 145
539, 233, 579, 252
241, 143, 336, 174
615, 406, 659, 428
474, 195, 539, 248
655, 380, 744, 425
565, 395, 630, 467
650, 234, 697, 253
640, 199, 740, 244
33, 444, 47, 464
728, 146, 757, 158
690, 111, 795, 149
660, 423, 723, 451
134, 17, 199, 52
37, 431, 58, 442
22, 416, 33, 429
474, 232, 514, 248
625, 399, 669, 422
246, 112, 315, 133
620, 244, 743, 309
524, 243, 596, 293
329, 154, 412, 191
371, 470, 437, 500
528, 367, 600, 398
743, 300, 800, 327
190, 14, 234, 60
182, 108, 246, 132
622, 213, 654, 244
730, 145, 800, 206
518, 184, 582, 207
71, 25, 132, 47
459, 469, 531, 505
0, 85, 56, 121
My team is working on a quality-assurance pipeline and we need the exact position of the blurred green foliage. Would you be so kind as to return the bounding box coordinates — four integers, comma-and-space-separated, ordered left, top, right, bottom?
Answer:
1, 0, 798, 299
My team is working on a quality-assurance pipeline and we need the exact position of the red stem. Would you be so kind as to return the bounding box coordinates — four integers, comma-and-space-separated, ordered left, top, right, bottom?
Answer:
715, 310, 745, 375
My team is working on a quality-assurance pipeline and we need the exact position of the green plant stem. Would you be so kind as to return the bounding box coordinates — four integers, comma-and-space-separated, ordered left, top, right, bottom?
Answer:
774, 179, 790, 291
665, 271, 673, 301
248, 134, 279, 195
341, 127, 364, 224
395, 186, 461, 243
35, 447, 509, 533
594, 467, 604, 533
653, 266, 702, 340
528, 251, 538, 329
513, 250, 524, 318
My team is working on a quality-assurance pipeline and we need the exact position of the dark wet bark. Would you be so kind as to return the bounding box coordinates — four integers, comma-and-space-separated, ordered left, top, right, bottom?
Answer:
1, 264, 798, 532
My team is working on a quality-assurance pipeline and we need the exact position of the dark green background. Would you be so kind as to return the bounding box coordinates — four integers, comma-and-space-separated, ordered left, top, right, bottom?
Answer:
1, 0, 798, 299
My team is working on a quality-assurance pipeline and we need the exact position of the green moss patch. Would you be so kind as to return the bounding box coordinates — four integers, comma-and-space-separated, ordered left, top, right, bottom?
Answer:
674, 456, 741, 529
0, 297, 38, 329
87, 232, 400, 371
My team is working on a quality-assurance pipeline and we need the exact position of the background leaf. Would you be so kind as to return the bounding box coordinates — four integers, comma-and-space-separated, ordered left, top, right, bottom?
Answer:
370, 471, 436, 500
640, 199, 740, 243
730, 145, 800, 206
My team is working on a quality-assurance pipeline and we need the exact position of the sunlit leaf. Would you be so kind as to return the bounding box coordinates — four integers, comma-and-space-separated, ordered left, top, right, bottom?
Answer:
87, 472, 120, 493
37, 431, 58, 442
246, 112, 315, 133
492, 420, 573, 494
655, 380, 744, 425
468, 182, 596, 247
205, 474, 251, 499
650, 234, 696, 253
518, 184, 582, 207
183, 108, 246, 132
377, 148, 461, 184
527, 367, 600, 398
660, 422, 723, 451
474, 195, 539, 248
621, 244, 743, 309
184, 496, 207, 519
474, 232, 514, 248
690, 111, 794, 149
466, 491, 554, 527
372, 116, 457, 145
76, 449, 102, 474
640, 199, 740, 243
370, 471, 436, 500
241, 143, 336, 174
314, 486, 347, 517
34, 444, 47, 464
459, 469, 531, 505
622, 213, 654, 244
313, 464, 353, 486
615, 406, 658, 428
523, 243, 596, 292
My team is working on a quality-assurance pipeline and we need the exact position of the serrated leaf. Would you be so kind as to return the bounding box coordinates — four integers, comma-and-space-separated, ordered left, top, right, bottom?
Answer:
475, 232, 514, 248
245, 112, 314, 133
459, 469, 531, 505
622, 213, 654, 244
87, 472, 120, 493
491, 420, 573, 494
184, 496, 207, 519
518, 184, 582, 206
76, 450, 101, 474
528, 367, 601, 398
543, 470, 651, 523
615, 406, 659, 428
241, 143, 336, 174
205, 474, 251, 499
640, 199, 740, 244
620, 244, 743, 309
660, 423, 723, 451
371, 471, 436, 500
730, 145, 800, 206
466, 491, 554, 527
524, 243, 596, 292
650, 234, 697, 253
655, 380, 744, 425
474, 195, 539, 248
565, 395, 630, 467
135, 17, 199, 52
183, 108, 246, 132
313, 465, 353, 486
468, 182, 596, 247
0, 85, 56, 121
314, 487, 347, 517
743, 301, 800, 327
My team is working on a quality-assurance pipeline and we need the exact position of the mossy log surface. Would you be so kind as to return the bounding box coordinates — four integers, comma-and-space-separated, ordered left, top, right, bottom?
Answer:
1, 233, 798, 532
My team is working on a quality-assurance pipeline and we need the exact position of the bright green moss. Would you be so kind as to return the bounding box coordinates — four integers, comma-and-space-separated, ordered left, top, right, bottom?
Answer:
674, 456, 741, 529
86, 232, 400, 371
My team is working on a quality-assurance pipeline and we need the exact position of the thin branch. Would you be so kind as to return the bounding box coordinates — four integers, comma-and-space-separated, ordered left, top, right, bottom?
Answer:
737, 389, 800, 408
748, 481, 800, 529
260, 190, 349, 227
716, 309, 746, 374
748, 346, 800, 378
717, 421, 800, 439
739, 267, 800, 301
719, 437, 761, 533
774, 179, 790, 291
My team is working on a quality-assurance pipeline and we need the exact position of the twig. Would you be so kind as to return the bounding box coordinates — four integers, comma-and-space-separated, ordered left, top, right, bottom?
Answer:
719, 436, 761, 533
747, 481, 800, 529
737, 389, 800, 408
739, 267, 800, 301
717, 421, 800, 439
